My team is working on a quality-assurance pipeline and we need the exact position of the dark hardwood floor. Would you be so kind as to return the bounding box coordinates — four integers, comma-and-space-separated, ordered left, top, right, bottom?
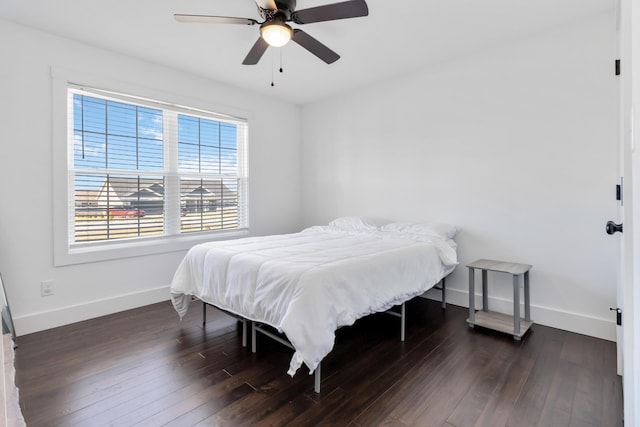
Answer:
14, 298, 622, 426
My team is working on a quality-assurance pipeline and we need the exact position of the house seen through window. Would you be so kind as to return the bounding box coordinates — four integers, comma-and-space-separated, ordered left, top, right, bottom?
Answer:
70, 87, 248, 244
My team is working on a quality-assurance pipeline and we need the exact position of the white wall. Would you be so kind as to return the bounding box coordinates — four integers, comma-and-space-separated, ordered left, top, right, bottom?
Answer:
0, 19, 302, 335
300, 12, 619, 340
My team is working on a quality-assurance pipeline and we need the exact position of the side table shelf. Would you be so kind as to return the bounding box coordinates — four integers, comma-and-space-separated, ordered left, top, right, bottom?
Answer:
466, 259, 533, 340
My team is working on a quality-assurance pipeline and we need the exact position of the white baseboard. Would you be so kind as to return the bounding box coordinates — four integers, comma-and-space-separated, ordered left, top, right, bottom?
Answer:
13, 284, 617, 342
13, 285, 171, 336
422, 286, 616, 342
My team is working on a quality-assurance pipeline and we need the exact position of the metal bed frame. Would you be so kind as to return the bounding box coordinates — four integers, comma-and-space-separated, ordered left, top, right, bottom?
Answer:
201, 277, 447, 393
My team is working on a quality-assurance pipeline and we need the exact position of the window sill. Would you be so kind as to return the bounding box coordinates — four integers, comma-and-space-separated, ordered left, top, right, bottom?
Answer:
54, 229, 249, 266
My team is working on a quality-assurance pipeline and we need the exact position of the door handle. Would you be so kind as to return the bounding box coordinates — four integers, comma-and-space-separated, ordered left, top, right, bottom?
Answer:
606, 221, 623, 235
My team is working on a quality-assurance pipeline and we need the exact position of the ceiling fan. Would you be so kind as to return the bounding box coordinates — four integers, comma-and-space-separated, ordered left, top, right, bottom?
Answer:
174, 0, 369, 65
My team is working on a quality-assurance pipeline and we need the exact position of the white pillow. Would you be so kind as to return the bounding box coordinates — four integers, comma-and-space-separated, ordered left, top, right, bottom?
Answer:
328, 216, 382, 231
380, 221, 458, 239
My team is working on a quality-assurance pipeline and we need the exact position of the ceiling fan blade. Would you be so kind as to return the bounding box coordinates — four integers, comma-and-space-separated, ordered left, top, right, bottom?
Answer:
242, 37, 270, 65
255, 0, 278, 10
174, 14, 259, 25
292, 29, 340, 64
292, 0, 368, 24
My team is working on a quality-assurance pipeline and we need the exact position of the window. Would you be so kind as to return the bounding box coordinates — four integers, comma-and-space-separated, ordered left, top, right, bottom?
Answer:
68, 86, 248, 247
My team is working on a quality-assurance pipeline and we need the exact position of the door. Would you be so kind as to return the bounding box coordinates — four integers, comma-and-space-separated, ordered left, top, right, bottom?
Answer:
618, 0, 639, 424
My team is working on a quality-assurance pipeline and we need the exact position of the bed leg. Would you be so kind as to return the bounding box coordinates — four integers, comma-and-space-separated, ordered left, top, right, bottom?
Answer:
241, 319, 247, 348
400, 302, 406, 342
202, 301, 207, 327
314, 363, 321, 393
251, 322, 257, 353
441, 277, 447, 309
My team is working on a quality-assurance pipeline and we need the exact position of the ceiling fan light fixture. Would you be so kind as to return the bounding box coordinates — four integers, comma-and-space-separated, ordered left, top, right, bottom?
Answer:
260, 22, 293, 47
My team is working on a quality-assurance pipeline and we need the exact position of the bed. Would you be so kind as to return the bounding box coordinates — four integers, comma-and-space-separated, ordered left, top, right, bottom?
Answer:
170, 217, 458, 392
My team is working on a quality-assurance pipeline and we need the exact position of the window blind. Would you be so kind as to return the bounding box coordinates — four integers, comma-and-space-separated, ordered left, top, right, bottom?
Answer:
68, 86, 248, 245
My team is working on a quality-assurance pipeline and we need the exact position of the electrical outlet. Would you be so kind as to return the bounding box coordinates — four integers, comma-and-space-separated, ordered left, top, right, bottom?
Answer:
41, 280, 54, 297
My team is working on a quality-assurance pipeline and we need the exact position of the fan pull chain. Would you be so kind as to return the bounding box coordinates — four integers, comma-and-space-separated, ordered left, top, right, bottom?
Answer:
271, 50, 275, 87
269, 49, 285, 87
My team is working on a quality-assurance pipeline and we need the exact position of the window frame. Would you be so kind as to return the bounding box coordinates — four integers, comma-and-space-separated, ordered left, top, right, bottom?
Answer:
52, 67, 250, 266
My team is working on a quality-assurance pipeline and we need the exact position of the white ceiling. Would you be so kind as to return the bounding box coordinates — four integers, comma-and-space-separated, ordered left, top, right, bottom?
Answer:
0, 0, 614, 105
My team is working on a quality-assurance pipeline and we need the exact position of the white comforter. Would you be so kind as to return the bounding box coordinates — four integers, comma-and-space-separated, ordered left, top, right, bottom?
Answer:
170, 226, 457, 377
